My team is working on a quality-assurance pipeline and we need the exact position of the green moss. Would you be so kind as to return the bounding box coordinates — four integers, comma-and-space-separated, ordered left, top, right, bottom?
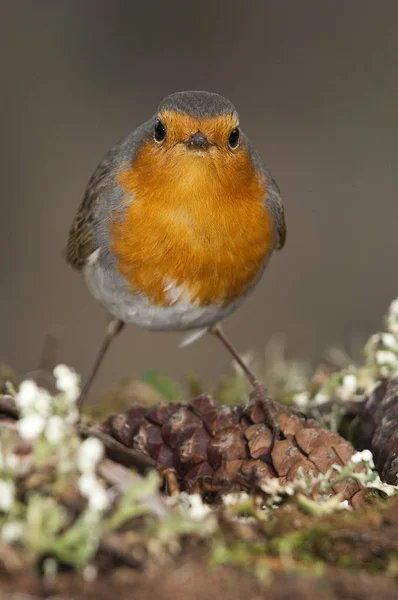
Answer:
364, 489, 389, 504
337, 555, 352, 568
211, 539, 271, 584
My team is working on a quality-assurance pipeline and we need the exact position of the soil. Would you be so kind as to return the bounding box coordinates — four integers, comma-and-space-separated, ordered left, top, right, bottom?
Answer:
2, 497, 397, 599
2, 560, 397, 600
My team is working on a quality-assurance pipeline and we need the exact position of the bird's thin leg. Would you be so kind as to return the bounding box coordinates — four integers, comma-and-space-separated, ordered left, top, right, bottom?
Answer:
78, 319, 125, 411
209, 324, 281, 448
209, 324, 259, 386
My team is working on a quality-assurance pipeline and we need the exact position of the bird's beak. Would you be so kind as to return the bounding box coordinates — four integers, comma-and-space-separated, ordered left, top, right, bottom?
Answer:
184, 131, 210, 150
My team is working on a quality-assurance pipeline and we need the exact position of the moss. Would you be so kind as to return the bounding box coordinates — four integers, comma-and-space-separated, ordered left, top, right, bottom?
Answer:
260, 498, 398, 576
337, 555, 352, 568
364, 489, 389, 505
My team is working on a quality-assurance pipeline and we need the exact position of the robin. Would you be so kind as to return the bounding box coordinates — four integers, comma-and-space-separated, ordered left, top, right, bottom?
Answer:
67, 91, 286, 411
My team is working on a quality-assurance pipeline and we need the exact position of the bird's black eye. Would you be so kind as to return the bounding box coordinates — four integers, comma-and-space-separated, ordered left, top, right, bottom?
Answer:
154, 119, 166, 142
228, 127, 240, 149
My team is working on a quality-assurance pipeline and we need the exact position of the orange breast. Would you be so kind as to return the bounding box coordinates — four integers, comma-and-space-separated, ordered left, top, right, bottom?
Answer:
109, 140, 274, 307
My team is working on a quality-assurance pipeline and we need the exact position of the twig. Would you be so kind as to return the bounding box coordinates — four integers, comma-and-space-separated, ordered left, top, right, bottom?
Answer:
0, 394, 19, 419
38, 327, 62, 373
0, 394, 157, 475
159, 467, 180, 497
98, 459, 168, 519
76, 423, 156, 474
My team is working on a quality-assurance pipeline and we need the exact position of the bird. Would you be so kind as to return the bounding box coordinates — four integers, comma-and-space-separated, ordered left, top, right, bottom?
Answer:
66, 90, 286, 411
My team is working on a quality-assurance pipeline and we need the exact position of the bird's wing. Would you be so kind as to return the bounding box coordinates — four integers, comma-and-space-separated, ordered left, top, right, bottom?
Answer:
66, 144, 121, 270
246, 140, 286, 251
266, 175, 286, 250
66, 120, 152, 271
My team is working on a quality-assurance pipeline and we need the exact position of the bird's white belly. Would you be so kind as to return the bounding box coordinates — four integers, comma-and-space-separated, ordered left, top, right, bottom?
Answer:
83, 252, 245, 331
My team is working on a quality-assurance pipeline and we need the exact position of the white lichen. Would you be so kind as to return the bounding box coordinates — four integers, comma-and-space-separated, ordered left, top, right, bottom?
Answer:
16, 380, 51, 416
313, 391, 330, 406
17, 414, 46, 441
53, 364, 80, 404
79, 473, 110, 512
381, 332, 398, 351
1, 521, 24, 543
293, 391, 310, 409
45, 415, 66, 445
340, 373, 357, 397
176, 492, 212, 521
5, 453, 20, 471
222, 492, 250, 507
389, 298, 398, 317
351, 449, 374, 466
78, 437, 105, 473
186, 494, 212, 521
0, 480, 15, 511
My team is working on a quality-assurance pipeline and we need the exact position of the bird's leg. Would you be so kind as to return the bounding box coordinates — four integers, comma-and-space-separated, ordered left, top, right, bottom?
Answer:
210, 324, 258, 386
78, 319, 125, 411
209, 324, 281, 448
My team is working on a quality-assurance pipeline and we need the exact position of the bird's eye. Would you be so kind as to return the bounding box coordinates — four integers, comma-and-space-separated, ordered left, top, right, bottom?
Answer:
154, 119, 166, 142
228, 127, 240, 149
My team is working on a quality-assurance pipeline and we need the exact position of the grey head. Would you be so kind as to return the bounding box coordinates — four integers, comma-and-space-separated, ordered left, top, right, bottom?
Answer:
158, 90, 238, 119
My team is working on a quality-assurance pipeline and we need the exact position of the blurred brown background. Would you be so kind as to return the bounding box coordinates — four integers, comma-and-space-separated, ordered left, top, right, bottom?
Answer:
1, 1, 397, 400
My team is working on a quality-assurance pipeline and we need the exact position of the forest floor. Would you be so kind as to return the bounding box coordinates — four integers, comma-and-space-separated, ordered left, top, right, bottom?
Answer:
1, 300, 398, 598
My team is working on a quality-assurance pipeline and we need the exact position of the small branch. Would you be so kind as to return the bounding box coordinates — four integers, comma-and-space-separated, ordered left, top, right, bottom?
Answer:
0, 394, 19, 419
98, 459, 168, 519
38, 327, 62, 373
0, 394, 157, 476
76, 423, 157, 474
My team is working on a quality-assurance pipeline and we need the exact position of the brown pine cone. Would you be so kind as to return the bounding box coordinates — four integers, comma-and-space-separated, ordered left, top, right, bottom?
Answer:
355, 378, 398, 485
102, 387, 365, 506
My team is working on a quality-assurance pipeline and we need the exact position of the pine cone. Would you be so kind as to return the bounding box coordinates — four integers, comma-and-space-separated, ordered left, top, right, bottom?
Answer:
102, 387, 365, 506
355, 378, 398, 485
